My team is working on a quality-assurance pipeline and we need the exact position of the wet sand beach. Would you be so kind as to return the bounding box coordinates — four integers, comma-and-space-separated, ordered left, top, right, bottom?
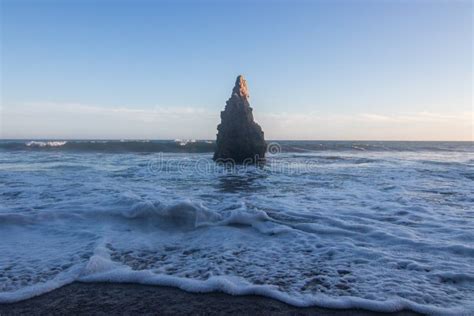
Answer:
0, 282, 421, 315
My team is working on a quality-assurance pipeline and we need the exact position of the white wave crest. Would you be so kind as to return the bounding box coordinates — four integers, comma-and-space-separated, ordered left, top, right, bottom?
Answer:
25, 141, 67, 147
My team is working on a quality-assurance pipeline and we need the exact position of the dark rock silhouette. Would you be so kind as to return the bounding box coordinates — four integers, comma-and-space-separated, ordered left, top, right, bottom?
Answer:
213, 75, 266, 163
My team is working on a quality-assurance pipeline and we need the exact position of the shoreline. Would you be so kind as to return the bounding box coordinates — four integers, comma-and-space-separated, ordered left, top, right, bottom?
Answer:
0, 282, 421, 315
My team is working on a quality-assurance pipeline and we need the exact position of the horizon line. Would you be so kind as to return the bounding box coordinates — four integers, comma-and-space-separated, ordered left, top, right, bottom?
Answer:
0, 138, 472, 143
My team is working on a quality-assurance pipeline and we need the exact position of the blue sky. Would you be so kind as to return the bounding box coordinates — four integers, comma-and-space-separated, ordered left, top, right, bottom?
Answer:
1, 0, 472, 140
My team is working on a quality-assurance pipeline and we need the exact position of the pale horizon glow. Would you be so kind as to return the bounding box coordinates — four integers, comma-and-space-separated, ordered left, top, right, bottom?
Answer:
1, 102, 471, 141
1, 0, 472, 141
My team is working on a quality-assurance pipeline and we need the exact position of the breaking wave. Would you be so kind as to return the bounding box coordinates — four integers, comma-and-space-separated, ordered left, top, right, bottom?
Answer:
1, 142, 473, 314
26, 141, 68, 147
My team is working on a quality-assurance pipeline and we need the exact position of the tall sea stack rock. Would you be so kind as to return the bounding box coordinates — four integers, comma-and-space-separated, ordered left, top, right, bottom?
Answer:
213, 75, 266, 163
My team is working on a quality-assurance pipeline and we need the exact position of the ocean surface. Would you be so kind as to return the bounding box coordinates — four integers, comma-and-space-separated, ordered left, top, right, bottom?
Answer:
0, 140, 473, 314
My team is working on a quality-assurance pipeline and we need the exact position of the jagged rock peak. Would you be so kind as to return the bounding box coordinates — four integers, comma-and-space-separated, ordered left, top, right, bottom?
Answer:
232, 75, 250, 100
213, 75, 266, 164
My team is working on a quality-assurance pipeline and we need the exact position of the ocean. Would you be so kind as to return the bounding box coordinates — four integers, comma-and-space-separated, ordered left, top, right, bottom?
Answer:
0, 140, 473, 314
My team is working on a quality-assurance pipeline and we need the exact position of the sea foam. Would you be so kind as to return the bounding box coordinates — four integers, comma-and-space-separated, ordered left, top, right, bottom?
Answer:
25, 141, 67, 147
1, 141, 473, 314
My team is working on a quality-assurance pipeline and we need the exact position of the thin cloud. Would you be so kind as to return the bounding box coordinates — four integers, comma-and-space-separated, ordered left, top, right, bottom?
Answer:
1, 102, 472, 140
359, 112, 472, 123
